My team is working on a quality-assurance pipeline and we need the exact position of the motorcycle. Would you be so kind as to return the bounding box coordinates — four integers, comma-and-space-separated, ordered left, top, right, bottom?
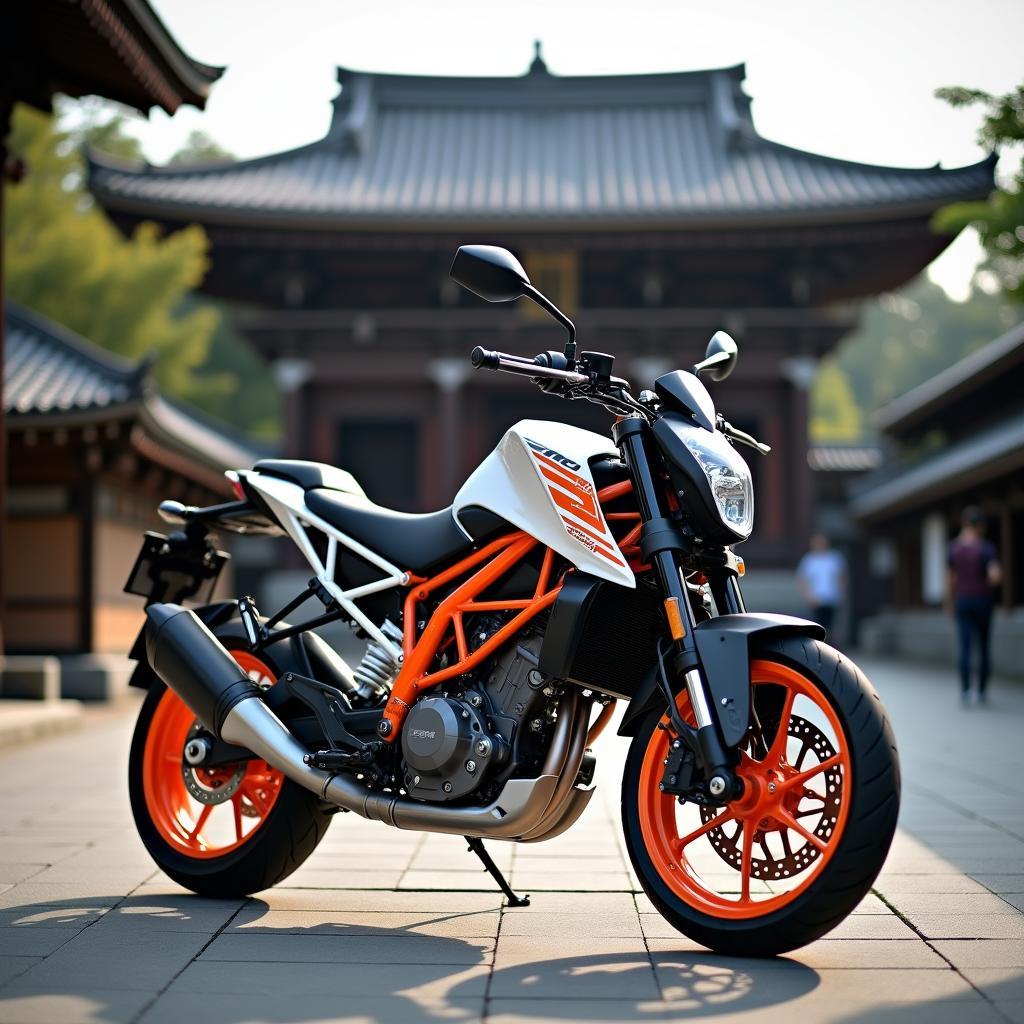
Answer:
125, 244, 899, 956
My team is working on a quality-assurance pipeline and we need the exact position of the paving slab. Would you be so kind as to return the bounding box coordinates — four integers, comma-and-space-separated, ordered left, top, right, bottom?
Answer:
198, 931, 494, 966
0, 988, 156, 1024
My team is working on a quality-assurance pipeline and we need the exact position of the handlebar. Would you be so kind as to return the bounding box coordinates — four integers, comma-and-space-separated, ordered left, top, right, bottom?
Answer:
470, 346, 589, 386
469, 347, 767, 440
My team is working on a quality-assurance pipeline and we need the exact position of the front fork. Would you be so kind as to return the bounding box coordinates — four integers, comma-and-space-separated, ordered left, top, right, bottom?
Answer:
614, 417, 741, 802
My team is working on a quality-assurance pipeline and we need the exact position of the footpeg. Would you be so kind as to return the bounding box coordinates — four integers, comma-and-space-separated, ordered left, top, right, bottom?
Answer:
303, 749, 357, 770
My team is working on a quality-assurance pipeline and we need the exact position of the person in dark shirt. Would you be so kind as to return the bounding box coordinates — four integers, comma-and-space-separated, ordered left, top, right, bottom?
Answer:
946, 507, 1001, 705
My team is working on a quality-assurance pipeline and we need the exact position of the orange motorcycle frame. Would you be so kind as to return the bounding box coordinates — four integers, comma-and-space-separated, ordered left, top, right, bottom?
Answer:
378, 481, 642, 741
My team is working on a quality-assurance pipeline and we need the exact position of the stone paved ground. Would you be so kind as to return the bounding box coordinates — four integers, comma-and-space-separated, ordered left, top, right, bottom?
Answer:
0, 656, 1021, 1024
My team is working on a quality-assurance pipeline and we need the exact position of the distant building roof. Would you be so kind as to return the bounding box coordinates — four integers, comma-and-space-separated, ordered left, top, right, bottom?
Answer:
88, 61, 994, 229
5, 304, 258, 489
6, 0, 223, 115
852, 407, 1024, 521
873, 318, 1024, 436
808, 445, 883, 473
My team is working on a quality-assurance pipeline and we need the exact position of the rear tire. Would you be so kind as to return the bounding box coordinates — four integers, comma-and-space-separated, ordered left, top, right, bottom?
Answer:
622, 636, 899, 956
128, 635, 332, 898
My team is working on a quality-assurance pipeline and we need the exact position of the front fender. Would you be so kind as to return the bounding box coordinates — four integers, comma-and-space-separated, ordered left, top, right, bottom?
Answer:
617, 613, 826, 742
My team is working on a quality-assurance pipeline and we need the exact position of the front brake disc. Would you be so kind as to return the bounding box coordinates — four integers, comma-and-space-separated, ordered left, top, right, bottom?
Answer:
699, 715, 842, 879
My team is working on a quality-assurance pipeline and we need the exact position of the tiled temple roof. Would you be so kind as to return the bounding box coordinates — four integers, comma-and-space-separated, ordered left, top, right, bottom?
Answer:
88, 62, 994, 228
5, 304, 258, 479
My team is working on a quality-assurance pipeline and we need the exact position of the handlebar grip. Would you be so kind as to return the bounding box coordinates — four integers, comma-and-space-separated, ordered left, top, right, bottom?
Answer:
470, 346, 500, 369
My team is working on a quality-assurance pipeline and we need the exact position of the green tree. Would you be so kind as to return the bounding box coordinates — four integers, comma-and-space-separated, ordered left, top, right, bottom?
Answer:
5, 104, 218, 400
811, 276, 1022, 442
810, 358, 862, 442
169, 129, 234, 165
934, 82, 1024, 301
4, 102, 279, 440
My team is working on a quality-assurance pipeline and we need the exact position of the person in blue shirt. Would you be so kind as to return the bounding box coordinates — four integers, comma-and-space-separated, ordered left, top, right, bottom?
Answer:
797, 533, 847, 636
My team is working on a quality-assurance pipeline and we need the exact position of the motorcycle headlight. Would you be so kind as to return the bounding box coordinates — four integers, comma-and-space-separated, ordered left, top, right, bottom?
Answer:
682, 430, 754, 539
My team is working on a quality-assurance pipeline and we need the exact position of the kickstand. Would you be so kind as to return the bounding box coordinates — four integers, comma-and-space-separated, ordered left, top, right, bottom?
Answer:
465, 836, 530, 907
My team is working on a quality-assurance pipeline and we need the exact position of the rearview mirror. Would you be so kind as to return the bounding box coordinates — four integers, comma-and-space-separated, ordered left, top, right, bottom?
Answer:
450, 245, 530, 303
694, 330, 739, 382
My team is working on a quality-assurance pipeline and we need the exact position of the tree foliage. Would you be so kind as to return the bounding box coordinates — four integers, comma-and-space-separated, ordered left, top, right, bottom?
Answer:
3, 103, 278, 440
810, 358, 862, 442
169, 130, 234, 165
934, 82, 1024, 301
810, 276, 1022, 442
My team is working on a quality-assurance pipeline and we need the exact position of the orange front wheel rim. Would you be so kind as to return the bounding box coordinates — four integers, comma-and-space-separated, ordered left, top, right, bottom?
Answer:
142, 651, 285, 859
639, 659, 852, 919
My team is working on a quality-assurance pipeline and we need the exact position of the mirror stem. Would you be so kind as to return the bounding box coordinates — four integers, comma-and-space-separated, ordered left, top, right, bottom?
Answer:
523, 283, 576, 364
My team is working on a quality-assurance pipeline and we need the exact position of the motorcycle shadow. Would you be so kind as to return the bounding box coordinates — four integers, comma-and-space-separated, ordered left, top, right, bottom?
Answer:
0, 894, 820, 1023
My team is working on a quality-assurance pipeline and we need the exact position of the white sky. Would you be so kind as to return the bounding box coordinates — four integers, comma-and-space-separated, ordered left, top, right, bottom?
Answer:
130, 0, 1024, 299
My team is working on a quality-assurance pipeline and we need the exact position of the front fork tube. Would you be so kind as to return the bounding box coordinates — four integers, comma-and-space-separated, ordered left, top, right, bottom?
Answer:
615, 419, 738, 797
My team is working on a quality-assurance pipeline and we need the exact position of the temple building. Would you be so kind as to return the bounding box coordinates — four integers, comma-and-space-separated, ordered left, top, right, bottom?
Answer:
88, 53, 993, 574
3, 305, 255, 695
853, 319, 1024, 677
2, 0, 223, 665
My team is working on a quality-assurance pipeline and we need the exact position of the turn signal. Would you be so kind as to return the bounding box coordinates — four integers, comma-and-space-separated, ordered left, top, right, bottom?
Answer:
736, 557, 746, 577
663, 597, 686, 640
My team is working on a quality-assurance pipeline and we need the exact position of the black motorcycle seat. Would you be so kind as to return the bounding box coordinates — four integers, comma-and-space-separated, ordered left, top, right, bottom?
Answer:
254, 459, 363, 494
305, 490, 509, 574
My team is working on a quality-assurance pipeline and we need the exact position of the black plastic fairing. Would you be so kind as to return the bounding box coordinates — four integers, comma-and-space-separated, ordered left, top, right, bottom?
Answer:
538, 573, 603, 681
652, 412, 747, 545
654, 370, 716, 431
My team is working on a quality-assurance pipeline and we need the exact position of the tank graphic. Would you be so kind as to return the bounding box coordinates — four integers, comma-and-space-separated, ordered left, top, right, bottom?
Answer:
454, 420, 635, 588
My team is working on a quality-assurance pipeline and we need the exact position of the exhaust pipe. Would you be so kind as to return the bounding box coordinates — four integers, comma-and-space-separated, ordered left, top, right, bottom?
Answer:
145, 604, 576, 839
145, 604, 336, 795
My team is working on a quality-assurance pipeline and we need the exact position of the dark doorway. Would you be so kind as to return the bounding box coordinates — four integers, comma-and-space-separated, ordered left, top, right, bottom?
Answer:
337, 420, 419, 512
484, 394, 612, 456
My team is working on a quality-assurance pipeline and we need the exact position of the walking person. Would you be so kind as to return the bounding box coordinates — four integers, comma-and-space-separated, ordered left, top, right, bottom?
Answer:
797, 533, 847, 637
947, 507, 1002, 705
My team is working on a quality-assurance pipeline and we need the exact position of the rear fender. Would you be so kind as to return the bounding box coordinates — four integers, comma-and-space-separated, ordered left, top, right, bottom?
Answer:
617, 613, 826, 741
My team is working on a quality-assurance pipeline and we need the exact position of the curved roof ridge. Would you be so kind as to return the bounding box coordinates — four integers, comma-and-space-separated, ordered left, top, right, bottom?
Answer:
756, 138, 997, 178
85, 134, 333, 180
120, 0, 225, 94
333, 61, 747, 88
7, 303, 144, 381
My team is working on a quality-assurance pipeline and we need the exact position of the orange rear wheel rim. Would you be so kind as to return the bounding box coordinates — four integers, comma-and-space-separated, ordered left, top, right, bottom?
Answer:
142, 651, 284, 859
638, 659, 852, 919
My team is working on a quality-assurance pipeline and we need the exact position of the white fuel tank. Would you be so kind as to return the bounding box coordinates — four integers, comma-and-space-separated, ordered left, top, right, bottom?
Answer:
453, 420, 635, 588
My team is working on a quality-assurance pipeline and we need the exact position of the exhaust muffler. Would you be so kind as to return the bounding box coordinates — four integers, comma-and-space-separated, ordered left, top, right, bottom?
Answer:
144, 603, 576, 839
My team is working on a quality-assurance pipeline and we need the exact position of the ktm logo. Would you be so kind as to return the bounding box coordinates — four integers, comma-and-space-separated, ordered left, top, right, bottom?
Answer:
525, 439, 581, 472
526, 443, 625, 568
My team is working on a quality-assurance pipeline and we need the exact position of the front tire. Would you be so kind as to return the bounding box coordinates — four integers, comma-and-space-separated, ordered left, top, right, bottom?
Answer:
128, 640, 333, 897
622, 636, 899, 956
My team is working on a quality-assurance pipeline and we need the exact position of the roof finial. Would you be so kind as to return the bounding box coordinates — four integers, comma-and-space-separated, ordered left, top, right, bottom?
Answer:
529, 39, 548, 74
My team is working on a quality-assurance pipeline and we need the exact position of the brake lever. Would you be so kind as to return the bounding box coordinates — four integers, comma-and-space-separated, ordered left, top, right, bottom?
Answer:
719, 418, 772, 455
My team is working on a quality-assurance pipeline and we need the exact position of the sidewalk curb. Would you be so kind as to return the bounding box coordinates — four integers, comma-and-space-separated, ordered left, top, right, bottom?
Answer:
0, 699, 85, 747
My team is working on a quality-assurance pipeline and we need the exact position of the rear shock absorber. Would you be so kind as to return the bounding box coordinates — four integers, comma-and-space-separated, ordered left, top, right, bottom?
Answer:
352, 619, 405, 695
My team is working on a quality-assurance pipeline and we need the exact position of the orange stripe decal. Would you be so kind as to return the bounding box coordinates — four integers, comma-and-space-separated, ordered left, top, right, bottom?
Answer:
527, 447, 634, 568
